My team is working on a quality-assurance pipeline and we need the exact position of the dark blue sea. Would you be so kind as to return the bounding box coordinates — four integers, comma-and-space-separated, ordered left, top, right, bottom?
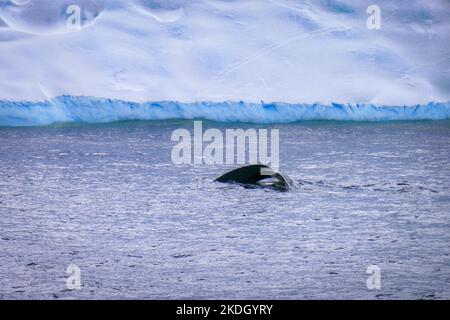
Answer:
1, 120, 449, 299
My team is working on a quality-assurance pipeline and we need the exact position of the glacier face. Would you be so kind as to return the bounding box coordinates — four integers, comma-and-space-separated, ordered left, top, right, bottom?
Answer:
1, 95, 450, 126
0, 0, 449, 106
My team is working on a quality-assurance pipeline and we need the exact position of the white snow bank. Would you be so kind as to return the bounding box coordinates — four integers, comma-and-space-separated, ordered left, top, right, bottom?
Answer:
0, 0, 449, 105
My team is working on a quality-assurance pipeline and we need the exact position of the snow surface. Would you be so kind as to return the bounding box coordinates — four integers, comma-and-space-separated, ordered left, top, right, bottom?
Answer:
0, 0, 449, 106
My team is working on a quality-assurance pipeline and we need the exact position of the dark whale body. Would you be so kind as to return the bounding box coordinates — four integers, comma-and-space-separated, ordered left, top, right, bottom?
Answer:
215, 164, 292, 192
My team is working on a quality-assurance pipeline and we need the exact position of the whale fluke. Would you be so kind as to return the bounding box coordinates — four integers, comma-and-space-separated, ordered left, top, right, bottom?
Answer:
215, 164, 292, 191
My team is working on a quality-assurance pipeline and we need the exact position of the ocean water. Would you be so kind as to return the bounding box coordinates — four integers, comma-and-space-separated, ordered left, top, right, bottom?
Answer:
0, 120, 449, 299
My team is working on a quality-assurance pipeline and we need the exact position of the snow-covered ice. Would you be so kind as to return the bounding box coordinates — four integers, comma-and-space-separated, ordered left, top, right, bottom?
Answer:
0, 0, 449, 107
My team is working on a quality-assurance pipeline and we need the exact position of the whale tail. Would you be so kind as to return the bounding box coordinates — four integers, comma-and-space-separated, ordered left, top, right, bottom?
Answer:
215, 164, 292, 192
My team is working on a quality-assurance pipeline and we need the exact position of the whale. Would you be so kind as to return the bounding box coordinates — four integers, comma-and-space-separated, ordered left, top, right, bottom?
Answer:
215, 164, 292, 192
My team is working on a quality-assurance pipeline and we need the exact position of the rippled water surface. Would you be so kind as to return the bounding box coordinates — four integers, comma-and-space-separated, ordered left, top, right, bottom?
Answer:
1, 120, 449, 299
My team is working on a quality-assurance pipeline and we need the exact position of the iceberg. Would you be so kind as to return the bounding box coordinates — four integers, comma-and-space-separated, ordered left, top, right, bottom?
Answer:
0, 0, 449, 119
1, 96, 449, 126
